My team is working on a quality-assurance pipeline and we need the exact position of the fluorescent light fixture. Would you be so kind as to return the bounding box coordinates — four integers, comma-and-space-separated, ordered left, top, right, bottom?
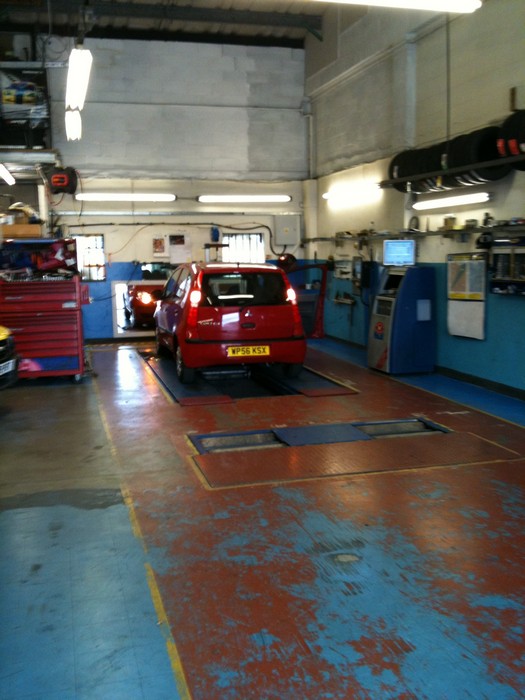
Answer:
412, 192, 490, 211
322, 182, 381, 208
75, 192, 176, 202
197, 194, 292, 203
0, 164, 15, 186
313, 0, 481, 12
65, 109, 83, 141
65, 47, 93, 111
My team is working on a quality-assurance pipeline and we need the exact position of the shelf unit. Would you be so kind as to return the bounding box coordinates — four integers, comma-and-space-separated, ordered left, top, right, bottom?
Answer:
490, 240, 525, 295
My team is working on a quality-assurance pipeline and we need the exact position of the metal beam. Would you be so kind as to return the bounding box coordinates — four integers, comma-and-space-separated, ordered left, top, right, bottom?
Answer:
0, 20, 307, 49
1, 1, 323, 32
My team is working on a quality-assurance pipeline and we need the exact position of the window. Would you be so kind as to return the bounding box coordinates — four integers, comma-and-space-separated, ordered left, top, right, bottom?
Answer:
222, 233, 265, 263
202, 272, 286, 307
164, 268, 182, 297
175, 269, 191, 300
73, 234, 106, 281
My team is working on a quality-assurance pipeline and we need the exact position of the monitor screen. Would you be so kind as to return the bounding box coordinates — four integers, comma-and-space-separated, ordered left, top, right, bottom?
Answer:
383, 239, 416, 267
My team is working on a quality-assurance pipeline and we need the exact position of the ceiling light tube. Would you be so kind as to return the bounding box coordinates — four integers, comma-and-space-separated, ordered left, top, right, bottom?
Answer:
313, 0, 481, 13
322, 182, 381, 207
75, 193, 176, 202
65, 109, 82, 141
0, 164, 15, 186
197, 194, 292, 203
412, 192, 490, 211
66, 47, 93, 109
65, 47, 93, 111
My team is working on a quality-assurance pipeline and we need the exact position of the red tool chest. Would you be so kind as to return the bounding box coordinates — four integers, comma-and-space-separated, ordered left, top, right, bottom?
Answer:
0, 276, 86, 380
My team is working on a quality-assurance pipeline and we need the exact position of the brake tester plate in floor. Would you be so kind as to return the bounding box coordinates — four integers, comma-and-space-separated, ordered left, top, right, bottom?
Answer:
191, 425, 520, 488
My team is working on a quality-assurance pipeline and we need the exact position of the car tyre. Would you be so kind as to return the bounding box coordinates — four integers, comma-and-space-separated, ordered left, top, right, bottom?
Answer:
155, 329, 170, 357
283, 362, 302, 379
175, 345, 196, 384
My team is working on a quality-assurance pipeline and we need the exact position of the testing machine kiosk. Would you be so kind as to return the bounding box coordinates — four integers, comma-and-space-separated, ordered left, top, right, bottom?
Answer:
367, 239, 435, 374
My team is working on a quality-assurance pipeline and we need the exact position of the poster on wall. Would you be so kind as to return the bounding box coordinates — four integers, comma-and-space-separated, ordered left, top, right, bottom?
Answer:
152, 236, 166, 257
447, 253, 487, 340
447, 253, 487, 301
0, 63, 51, 148
169, 233, 192, 264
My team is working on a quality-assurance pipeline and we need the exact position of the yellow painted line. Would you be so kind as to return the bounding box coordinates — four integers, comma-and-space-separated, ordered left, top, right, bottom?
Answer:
93, 372, 190, 698
121, 488, 192, 698
121, 486, 145, 545
141, 358, 175, 404
187, 454, 213, 490
93, 374, 117, 458
145, 563, 193, 700
184, 434, 199, 454
189, 456, 518, 492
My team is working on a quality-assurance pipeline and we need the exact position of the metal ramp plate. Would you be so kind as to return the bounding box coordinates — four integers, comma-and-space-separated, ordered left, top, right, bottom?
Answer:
273, 423, 371, 446
193, 432, 520, 488
190, 418, 446, 455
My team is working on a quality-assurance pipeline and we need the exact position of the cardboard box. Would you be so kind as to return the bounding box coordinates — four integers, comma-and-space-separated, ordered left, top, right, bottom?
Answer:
1, 224, 44, 239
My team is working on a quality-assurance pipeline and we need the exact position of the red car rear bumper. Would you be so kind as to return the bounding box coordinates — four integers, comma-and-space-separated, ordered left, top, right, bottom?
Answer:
181, 337, 306, 369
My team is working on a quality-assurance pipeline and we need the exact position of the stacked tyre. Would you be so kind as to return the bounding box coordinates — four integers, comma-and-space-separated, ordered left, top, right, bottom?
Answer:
388, 119, 519, 191
445, 126, 512, 185
497, 110, 525, 170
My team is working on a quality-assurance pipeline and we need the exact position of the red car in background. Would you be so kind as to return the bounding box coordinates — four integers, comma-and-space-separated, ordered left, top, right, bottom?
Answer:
153, 262, 306, 383
124, 265, 171, 328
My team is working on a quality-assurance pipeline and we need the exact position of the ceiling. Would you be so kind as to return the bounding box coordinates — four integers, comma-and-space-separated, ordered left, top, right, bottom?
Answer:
0, 0, 328, 49
0, 0, 355, 183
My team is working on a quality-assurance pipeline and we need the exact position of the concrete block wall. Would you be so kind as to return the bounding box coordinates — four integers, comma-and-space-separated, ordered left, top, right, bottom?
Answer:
305, 0, 525, 175
47, 39, 307, 180
415, 0, 525, 144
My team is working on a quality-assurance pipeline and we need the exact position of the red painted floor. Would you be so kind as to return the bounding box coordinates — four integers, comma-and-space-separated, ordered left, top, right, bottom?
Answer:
92, 343, 525, 699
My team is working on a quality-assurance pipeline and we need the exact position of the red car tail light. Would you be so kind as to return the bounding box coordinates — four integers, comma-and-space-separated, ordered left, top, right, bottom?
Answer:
186, 289, 202, 338
189, 289, 202, 306
136, 291, 153, 305
285, 283, 304, 338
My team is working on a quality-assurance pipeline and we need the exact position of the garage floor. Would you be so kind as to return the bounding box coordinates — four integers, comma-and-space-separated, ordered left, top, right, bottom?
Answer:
1, 339, 524, 700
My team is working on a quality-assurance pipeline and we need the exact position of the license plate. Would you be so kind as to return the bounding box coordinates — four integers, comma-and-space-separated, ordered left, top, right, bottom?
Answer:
0, 359, 16, 376
227, 345, 270, 358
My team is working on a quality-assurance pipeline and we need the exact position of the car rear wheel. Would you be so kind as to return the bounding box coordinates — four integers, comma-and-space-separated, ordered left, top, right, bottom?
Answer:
155, 329, 170, 357
175, 345, 196, 384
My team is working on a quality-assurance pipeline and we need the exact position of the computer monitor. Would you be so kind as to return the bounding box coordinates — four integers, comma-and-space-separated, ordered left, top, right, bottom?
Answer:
383, 239, 416, 267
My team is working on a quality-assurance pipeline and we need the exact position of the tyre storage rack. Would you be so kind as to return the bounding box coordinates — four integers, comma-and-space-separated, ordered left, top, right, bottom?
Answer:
0, 276, 87, 381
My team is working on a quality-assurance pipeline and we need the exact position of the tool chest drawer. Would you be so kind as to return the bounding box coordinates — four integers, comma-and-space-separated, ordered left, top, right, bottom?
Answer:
0, 277, 85, 379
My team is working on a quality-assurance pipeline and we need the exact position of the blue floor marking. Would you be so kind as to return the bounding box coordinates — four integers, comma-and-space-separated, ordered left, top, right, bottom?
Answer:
309, 339, 525, 427
0, 500, 181, 700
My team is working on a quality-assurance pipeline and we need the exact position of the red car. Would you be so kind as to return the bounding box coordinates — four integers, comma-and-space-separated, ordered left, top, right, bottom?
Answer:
124, 282, 164, 328
124, 265, 172, 328
153, 262, 306, 383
